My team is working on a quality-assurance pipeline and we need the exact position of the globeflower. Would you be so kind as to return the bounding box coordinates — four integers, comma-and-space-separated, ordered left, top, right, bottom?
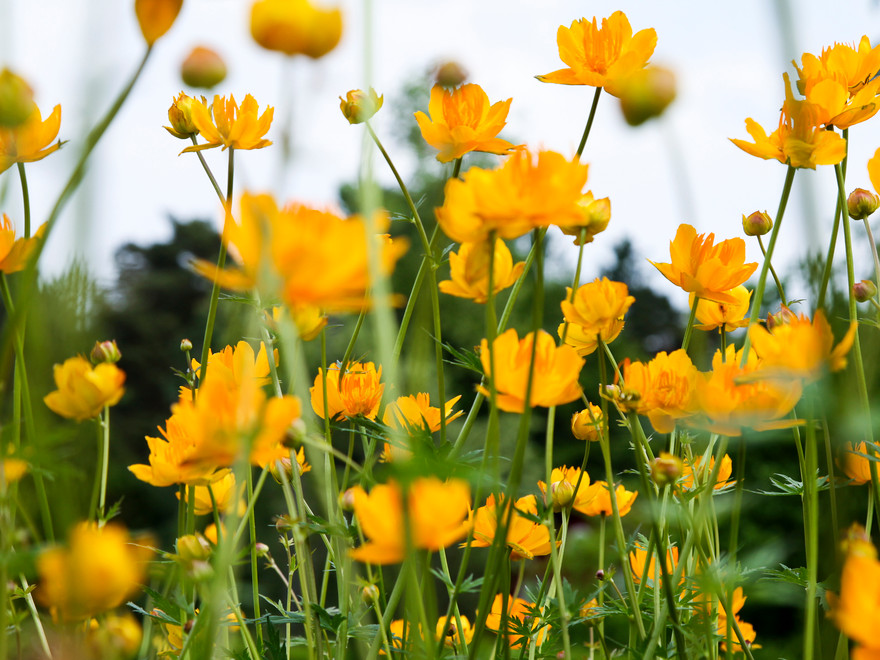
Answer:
0, 103, 62, 174
135, 0, 183, 45
558, 191, 611, 245
575, 481, 638, 517
414, 84, 517, 163
485, 594, 548, 648
689, 286, 751, 332
44, 356, 125, 421
182, 94, 273, 152
649, 223, 758, 305
250, 0, 342, 59
467, 494, 552, 561
615, 349, 698, 434
0, 214, 44, 273
629, 541, 680, 588
536, 11, 657, 97
310, 361, 384, 420
840, 441, 880, 484
382, 393, 463, 433
829, 524, 880, 658
680, 453, 734, 491
559, 277, 635, 355
339, 88, 383, 124
571, 403, 603, 441
438, 238, 525, 303
477, 328, 584, 413
537, 466, 595, 512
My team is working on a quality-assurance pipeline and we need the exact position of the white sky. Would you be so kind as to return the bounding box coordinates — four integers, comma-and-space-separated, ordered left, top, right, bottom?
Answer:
2, 0, 880, 309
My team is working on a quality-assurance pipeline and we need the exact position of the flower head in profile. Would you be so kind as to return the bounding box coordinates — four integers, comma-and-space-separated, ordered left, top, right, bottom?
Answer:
477, 329, 584, 412
537, 466, 595, 512
0, 104, 62, 174
649, 224, 758, 305
467, 494, 552, 561
558, 191, 611, 245
438, 238, 525, 303
829, 524, 880, 658
485, 594, 548, 648
165, 92, 204, 139
310, 361, 384, 421
571, 403, 603, 441
251, 0, 342, 59
414, 84, 517, 162
715, 588, 759, 653
339, 88, 383, 124
0, 214, 45, 273
44, 356, 125, 421
536, 11, 657, 97
382, 393, 463, 433
182, 94, 273, 153
840, 441, 880, 485
575, 481, 638, 517
689, 286, 751, 332
135, 0, 183, 45
680, 453, 734, 491
615, 349, 698, 434
559, 277, 635, 356
176, 470, 241, 516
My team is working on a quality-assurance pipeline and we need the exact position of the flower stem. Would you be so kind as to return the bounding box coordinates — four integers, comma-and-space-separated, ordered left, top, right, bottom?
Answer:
576, 88, 603, 160
188, 135, 226, 206
16, 163, 30, 238
757, 234, 786, 304
681, 295, 699, 353
98, 405, 111, 519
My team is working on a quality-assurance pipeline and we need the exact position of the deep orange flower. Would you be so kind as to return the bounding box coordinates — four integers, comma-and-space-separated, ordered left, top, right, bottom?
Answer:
485, 594, 548, 648
310, 361, 383, 421
468, 494, 551, 560
0, 215, 44, 273
438, 238, 525, 303
436, 148, 590, 244
44, 356, 125, 422
830, 525, 880, 658
689, 286, 751, 332
840, 441, 880, 485
182, 94, 273, 152
477, 329, 584, 412
650, 224, 758, 305
0, 104, 62, 174
382, 393, 463, 433
716, 588, 759, 653
536, 11, 657, 97
349, 478, 471, 564
575, 481, 637, 517
559, 277, 634, 356
615, 349, 698, 434
250, 0, 342, 59
414, 84, 516, 162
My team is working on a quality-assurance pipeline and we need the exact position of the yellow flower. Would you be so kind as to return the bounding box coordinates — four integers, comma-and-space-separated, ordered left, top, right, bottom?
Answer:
436, 148, 590, 243
382, 393, 463, 433
414, 84, 517, 163
165, 92, 204, 139
558, 191, 611, 245
536, 12, 657, 97
44, 356, 125, 421
468, 494, 551, 561
559, 277, 635, 356
310, 361, 384, 421
731, 73, 847, 169
485, 594, 548, 648
629, 541, 680, 588
830, 526, 880, 658
571, 403, 603, 441
86, 611, 143, 659
36, 522, 151, 621
840, 441, 880, 485
575, 481, 638, 517
438, 238, 525, 303
350, 478, 471, 564
477, 328, 584, 413
616, 349, 698, 434
135, 0, 183, 45
0, 214, 44, 273
689, 286, 751, 332
250, 0, 342, 59
128, 413, 221, 487
339, 88, 383, 124
182, 95, 273, 153
176, 470, 240, 516
650, 223, 758, 305
680, 454, 733, 491
537, 466, 595, 512
191, 341, 274, 389
716, 588, 759, 653
0, 103, 62, 174
1, 454, 27, 488
435, 615, 474, 648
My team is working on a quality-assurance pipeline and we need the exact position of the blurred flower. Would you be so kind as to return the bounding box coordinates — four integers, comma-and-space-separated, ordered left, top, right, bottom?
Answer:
680, 453, 733, 491
629, 541, 680, 588
650, 452, 683, 486
135, 0, 183, 45
617, 65, 676, 126
854, 280, 878, 303
86, 611, 142, 659
829, 526, 880, 658
435, 615, 474, 648
0, 68, 34, 127
438, 238, 525, 303
250, 0, 342, 59
841, 441, 880, 485
382, 393, 463, 433
650, 224, 758, 305
615, 349, 698, 434
90, 339, 122, 364
536, 11, 657, 97
0, 103, 62, 174
485, 594, 548, 648
182, 94, 273, 152
742, 210, 773, 237
176, 470, 240, 516
339, 88, 383, 124
310, 361, 384, 421
575, 481, 637, 517
267, 447, 311, 484
0, 214, 44, 273
350, 478, 471, 564
468, 494, 551, 560
559, 277, 634, 355
181, 47, 227, 89
414, 83, 517, 162
128, 412, 222, 487
191, 340, 274, 389
0, 454, 27, 488
436, 148, 590, 243
434, 61, 468, 88
571, 403, 603, 441
558, 191, 611, 245
537, 466, 595, 512
689, 286, 751, 332
477, 328, 584, 412
44, 356, 125, 421
165, 92, 203, 139
716, 588, 759, 653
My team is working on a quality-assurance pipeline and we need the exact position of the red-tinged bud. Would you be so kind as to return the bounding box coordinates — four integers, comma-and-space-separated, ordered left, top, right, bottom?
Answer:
743, 210, 772, 237
854, 279, 878, 303
91, 340, 122, 364
181, 46, 227, 89
848, 188, 880, 221
650, 452, 683, 486
434, 61, 468, 88
339, 88, 383, 124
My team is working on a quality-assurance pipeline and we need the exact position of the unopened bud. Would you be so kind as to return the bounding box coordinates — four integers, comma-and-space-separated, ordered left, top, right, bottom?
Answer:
650, 452, 683, 486
551, 480, 575, 510
617, 66, 676, 126
339, 88, 383, 124
434, 61, 468, 88
848, 188, 880, 221
595, 569, 605, 581
180, 338, 193, 352
742, 211, 773, 237
571, 404, 603, 441
274, 514, 296, 533
361, 584, 380, 605
766, 306, 797, 330
339, 488, 356, 512
181, 46, 227, 89
255, 542, 270, 558
283, 419, 308, 447
854, 279, 878, 303
165, 93, 202, 140
0, 69, 35, 128
90, 340, 122, 364
176, 534, 212, 562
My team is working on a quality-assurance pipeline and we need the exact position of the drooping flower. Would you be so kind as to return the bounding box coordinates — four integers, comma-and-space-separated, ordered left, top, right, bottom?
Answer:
575, 481, 638, 517
0, 214, 45, 273
349, 478, 471, 564
649, 224, 758, 305
438, 238, 525, 303
135, 0, 183, 45
250, 0, 342, 59
468, 494, 551, 560
310, 361, 384, 421
485, 594, 548, 648
571, 402, 603, 441
536, 11, 657, 97
689, 286, 751, 332
414, 84, 517, 162
436, 148, 590, 244
382, 393, 463, 433
0, 104, 62, 174
182, 95, 273, 152
477, 329, 584, 413
615, 349, 698, 434
680, 453, 734, 491
559, 277, 635, 355
44, 356, 125, 422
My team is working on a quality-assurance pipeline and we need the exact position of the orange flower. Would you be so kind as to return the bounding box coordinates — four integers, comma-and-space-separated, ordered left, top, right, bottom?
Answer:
559, 277, 634, 355
571, 403, 603, 441
650, 224, 758, 305
414, 84, 517, 162
182, 94, 273, 152
176, 470, 241, 516
830, 525, 880, 658
731, 73, 847, 169
537, 466, 595, 512
191, 341, 274, 389
250, 0, 342, 59
840, 441, 880, 485
44, 356, 125, 422
310, 361, 384, 421
615, 349, 698, 434
339, 88, 383, 124
436, 148, 590, 244
135, 0, 183, 45
629, 541, 680, 588
689, 286, 751, 332
575, 481, 638, 517
477, 329, 584, 413
438, 238, 525, 303
536, 11, 657, 97
128, 412, 221, 487
468, 494, 552, 560
0, 104, 62, 174
716, 588, 759, 653
680, 454, 733, 491
485, 594, 548, 648
0, 214, 44, 273
350, 478, 471, 564
558, 191, 611, 245
382, 393, 463, 433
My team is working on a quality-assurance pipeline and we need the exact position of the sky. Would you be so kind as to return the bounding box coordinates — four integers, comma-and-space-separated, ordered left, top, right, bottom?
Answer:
2, 0, 880, 310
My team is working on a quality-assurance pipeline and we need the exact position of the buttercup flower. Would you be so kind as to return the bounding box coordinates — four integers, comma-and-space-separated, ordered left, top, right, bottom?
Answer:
414, 84, 517, 162
615, 349, 698, 434
176, 470, 240, 516
716, 588, 758, 653
537, 12, 657, 96
558, 191, 611, 245
438, 238, 525, 303
650, 224, 758, 305
575, 481, 638, 517
135, 0, 183, 45
310, 361, 384, 421
0, 103, 62, 174
128, 412, 222, 487
435, 615, 474, 648
571, 403, 603, 441
559, 277, 635, 355
339, 88, 383, 124
382, 393, 463, 433
250, 0, 342, 59
468, 494, 552, 561
182, 94, 273, 152
0, 214, 45, 273
689, 286, 751, 332
477, 328, 584, 412
191, 341, 274, 388
44, 356, 125, 421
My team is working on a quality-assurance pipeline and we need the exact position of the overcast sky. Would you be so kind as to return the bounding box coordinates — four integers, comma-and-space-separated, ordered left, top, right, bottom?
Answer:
2, 0, 880, 310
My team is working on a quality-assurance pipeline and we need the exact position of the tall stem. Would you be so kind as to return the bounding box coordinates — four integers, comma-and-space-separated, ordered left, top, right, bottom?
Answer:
576, 88, 603, 160
16, 163, 30, 238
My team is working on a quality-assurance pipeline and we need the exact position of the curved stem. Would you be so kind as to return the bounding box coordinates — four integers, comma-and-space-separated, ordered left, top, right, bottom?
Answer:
189, 135, 226, 206
576, 88, 603, 160
756, 234, 786, 304
16, 163, 30, 238
681, 295, 699, 353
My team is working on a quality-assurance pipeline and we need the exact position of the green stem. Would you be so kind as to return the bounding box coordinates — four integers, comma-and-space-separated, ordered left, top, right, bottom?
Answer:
16, 163, 30, 238
246, 468, 263, 648
576, 88, 602, 160
757, 234, 786, 304
189, 135, 226, 205
803, 413, 818, 660
861, 217, 880, 313
817, 129, 847, 310
98, 405, 110, 519
681, 295, 699, 353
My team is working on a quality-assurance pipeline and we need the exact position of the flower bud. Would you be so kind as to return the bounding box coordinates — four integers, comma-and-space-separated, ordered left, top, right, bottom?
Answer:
181, 47, 227, 89
339, 88, 383, 124
176, 534, 212, 562
434, 61, 468, 88
135, 0, 184, 45
275, 514, 296, 532
550, 480, 575, 510
842, 522, 878, 559
854, 279, 878, 303
595, 569, 605, 580
742, 211, 773, 237
361, 584, 380, 605
90, 340, 122, 364
766, 306, 797, 330
339, 488, 356, 512
617, 66, 676, 127
571, 404, 603, 441
165, 93, 202, 140
180, 338, 193, 352
0, 68, 35, 128
650, 452, 683, 486
848, 188, 880, 220
255, 542, 270, 558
